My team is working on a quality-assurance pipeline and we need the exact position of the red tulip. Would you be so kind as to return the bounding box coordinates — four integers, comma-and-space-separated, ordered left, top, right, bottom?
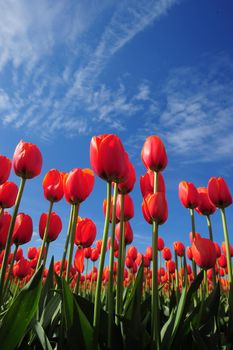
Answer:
118, 161, 136, 194
192, 238, 217, 269
74, 218, 96, 248
13, 140, 42, 179
222, 242, 233, 257
12, 213, 33, 245
186, 246, 193, 260
116, 193, 134, 221
158, 236, 165, 251
127, 246, 138, 261
28, 247, 38, 260
115, 221, 133, 245
90, 134, 128, 183
178, 181, 199, 209
125, 256, 134, 269
141, 135, 168, 172
39, 212, 62, 242
162, 247, 172, 261
145, 246, 152, 260
84, 247, 92, 259
64, 168, 94, 204
173, 241, 185, 257
195, 187, 216, 216
74, 248, 85, 273
166, 260, 176, 274
218, 254, 227, 268
90, 247, 99, 262
15, 247, 23, 261
107, 237, 118, 251
140, 170, 165, 198
0, 211, 12, 249
13, 258, 31, 279
189, 232, 201, 244
103, 196, 119, 223
135, 253, 143, 266
142, 192, 168, 225
208, 177, 232, 208
214, 242, 221, 258
95, 240, 103, 254
42, 169, 64, 202
0, 155, 11, 184
0, 181, 18, 208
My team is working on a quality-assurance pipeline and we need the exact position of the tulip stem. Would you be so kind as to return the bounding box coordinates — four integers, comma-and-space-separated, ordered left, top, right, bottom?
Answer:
36, 201, 53, 271
174, 251, 179, 302
189, 208, 197, 278
3, 243, 19, 299
206, 215, 216, 286
93, 181, 111, 344
220, 209, 232, 283
60, 205, 74, 277
84, 258, 89, 296
151, 171, 160, 349
66, 203, 80, 282
116, 193, 125, 325
0, 177, 26, 306
108, 182, 118, 349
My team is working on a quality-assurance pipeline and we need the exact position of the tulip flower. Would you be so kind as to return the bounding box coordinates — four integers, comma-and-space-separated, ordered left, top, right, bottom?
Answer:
74, 248, 85, 273
173, 241, 185, 257
127, 246, 138, 261
118, 161, 136, 194
145, 246, 153, 260
12, 213, 33, 245
141, 135, 167, 172
162, 247, 172, 261
142, 192, 168, 225
13, 258, 31, 279
90, 134, 128, 183
42, 169, 64, 202
64, 168, 94, 204
90, 248, 99, 262
0, 155, 11, 185
140, 170, 165, 198
178, 181, 199, 209
39, 212, 62, 242
186, 246, 193, 260
74, 218, 96, 248
28, 247, 38, 260
0, 212, 12, 249
0, 182, 18, 209
116, 193, 134, 221
195, 187, 216, 216
158, 236, 165, 251
13, 140, 42, 179
208, 177, 232, 209
192, 238, 217, 270
115, 221, 133, 245
218, 254, 227, 268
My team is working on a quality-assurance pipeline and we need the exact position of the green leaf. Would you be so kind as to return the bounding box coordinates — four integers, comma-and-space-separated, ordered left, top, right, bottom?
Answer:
0, 266, 43, 350
33, 319, 53, 350
227, 281, 233, 343
38, 257, 54, 317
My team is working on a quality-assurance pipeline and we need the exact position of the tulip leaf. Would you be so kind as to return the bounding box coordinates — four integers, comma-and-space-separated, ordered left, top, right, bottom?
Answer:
0, 266, 43, 350
33, 319, 53, 350
38, 256, 54, 317
226, 281, 233, 344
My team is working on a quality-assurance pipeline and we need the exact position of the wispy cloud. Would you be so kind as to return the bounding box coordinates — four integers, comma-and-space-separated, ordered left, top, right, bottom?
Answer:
0, 0, 178, 138
126, 53, 233, 163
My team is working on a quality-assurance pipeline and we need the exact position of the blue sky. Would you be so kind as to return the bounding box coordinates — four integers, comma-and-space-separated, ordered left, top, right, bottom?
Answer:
1, 0, 233, 266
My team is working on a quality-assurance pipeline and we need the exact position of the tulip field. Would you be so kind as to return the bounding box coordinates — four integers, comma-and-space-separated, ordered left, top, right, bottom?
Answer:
1, 135, 233, 350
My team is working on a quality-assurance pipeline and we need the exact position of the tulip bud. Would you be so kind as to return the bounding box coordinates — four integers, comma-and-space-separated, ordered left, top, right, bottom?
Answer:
178, 181, 199, 209
208, 177, 232, 209
39, 212, 62, 242
64, 168, 94, 204
74, 218, 96, 248
43, 169, 64, 202
13, 140, 42, 179
0, 155, 11, 184
12, 213, 33, 245
0, 182, 18, 208
192, 238, 217, 270
141, 135, 168, 172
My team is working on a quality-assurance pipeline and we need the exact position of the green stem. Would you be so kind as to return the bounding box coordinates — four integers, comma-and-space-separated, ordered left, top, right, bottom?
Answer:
84, 258, 89, 296
220, 209, 232, 283
206, 215, 216, 286
116, 193, 125, 325
108, 183, 118, 349
0, 177, 26, 306
43, 242, 50, 268
151, 171, 160, 349
74, 272, 80, 294
189, 208, 197, 278
204, 270, 208, 298
3, 244, 19, 299
93, 181, 111, 343
60, 205, 74, 277
66, 203, 80, 282
174, 251, 179, 302
36, 201, 53, 271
